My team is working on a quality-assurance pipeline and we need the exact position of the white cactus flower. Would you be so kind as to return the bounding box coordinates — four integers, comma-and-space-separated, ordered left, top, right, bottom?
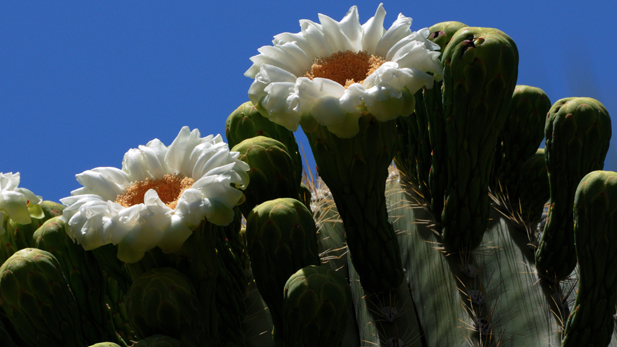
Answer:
246, 3, 442, 138
0, 172, 42, 234
60, 126, 250, 263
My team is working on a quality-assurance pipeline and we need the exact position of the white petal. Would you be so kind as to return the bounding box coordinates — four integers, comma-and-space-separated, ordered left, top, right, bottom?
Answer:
375, 13, 412, 58
256, 46, 304, 77
300, 20, 332, 58
311, 96, 346, 126
0, 191, 31, 225
274, 32, 316, 59
15, 187, 42, 205
0, 172, 20, 192
290, 77, 346, 115
318, 12, 354, 53
278, 42, 312, 72
340, 83, 367, 113
158, 215, 193, 254
361, 3, 386, 54
73, 167, 130, 201
337, 6, 363, 51
165, 126, 203, 177
248, 64, 297, 108
262, 82, 301, 131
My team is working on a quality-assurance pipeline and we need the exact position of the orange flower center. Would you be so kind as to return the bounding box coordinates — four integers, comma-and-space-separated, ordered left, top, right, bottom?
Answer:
304, 50, 386, 88
115, 174, 195, 209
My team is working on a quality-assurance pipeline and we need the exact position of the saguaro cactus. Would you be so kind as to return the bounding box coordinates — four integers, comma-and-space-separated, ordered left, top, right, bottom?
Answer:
440, 27, 519, 252
535, 97, 612, 280
562, 171, 617, 347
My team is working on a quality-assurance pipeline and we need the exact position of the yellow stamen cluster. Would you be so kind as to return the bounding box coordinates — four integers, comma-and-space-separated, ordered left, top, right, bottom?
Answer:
116, 174, 195, 209
304, 50, 386, 88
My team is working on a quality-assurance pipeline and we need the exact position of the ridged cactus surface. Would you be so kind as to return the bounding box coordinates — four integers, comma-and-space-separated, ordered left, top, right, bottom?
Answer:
535, 97, 612, 280
561, 171, 617, 346
440, 27, 519, 252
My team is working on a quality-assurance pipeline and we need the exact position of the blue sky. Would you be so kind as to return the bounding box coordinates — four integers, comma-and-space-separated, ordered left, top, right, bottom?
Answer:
2, 1, 616, 202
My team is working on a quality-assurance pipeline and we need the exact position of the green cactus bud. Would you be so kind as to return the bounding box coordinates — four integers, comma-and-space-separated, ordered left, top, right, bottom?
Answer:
535, 97, 612, 280
304, 114, 404, 293
246, 198, 321, 342
226, 101, 303, 187
517, 149, 550, 224
124, 220, 219, 345
232, 136, 300, 218
0, 248, 85, 347
0, 200, 65, 264
427, 21, 469, 52
561, 171, 617, 346
126, 267, 206, 346
494, 85, 551, 194
440, 27, 519, 252
32, 217, 125, 346
282, 265, 352, 347
424, 21, 468, 220
131, 334, 183, 347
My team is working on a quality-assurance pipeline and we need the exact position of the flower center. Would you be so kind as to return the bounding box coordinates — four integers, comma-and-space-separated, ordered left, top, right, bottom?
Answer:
304, 50, 387, 88
115, 174, 195, 209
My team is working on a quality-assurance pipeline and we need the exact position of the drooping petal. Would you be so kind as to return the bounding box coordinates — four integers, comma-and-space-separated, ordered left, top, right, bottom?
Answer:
262, 82, 301, 131
0, 190, 31, 225
248, 64, 297, 108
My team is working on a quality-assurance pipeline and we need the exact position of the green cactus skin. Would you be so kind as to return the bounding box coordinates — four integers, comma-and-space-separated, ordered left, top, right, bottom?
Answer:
32, 217, 126, 346
246, 198, 321, 342
494, 85, 551, 195
535, 97, 612, 280
304, 114, 404, 293
131, 334, 183, 347
440, 27, 519, 252
394, 106, 420, 187
424, 21, 468, 221
105, 274, 137, 343
281, 265, 352, 347
0, 317, 18, 347
226, 101, 303, 188
561, 171, 617, 347
126, 267, 206, 347
124, 220, 219, 346
232, 136, 300, 219
213, 209, 248, 347
517, 149, 550, 224
0, 248, 85, 347
0, 200, 64, 264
